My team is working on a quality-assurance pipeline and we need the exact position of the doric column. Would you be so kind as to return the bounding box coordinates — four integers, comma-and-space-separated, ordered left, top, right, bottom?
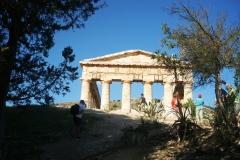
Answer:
100, 80, 112, 111
162, 81, 173, 113
80, 79, 91, 107
121, 80, 132, 113
183, 82, 193, 103
143, 81, 153, 104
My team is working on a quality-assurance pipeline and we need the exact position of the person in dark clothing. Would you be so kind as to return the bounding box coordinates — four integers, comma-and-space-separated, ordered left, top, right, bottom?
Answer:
138, 93, 146, 111
71, 100, 86, 139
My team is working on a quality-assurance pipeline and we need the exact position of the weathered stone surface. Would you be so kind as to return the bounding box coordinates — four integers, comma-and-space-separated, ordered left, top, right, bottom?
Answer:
80, 50, 193, 117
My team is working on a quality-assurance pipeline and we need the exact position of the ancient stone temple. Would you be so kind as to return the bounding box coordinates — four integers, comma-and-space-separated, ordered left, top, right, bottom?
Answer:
79, 50, 193, 115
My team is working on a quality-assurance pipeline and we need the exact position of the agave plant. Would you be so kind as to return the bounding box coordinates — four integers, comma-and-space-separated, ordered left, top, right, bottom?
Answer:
165, 105, 203, 143
142, 100, 165, 120
119, 118, 149, 147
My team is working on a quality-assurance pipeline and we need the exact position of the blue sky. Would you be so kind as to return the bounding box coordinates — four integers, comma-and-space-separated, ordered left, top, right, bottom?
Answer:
48, 0, 239, 107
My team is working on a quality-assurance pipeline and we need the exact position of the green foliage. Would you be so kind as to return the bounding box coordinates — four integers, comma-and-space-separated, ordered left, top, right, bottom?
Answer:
112, 104, 118, 108
153, 50, 189, 82
183, 98, 196, 119
42, 94, 54, 106
142, 100, 164, 120
156, 0, 240, 135
165, 105, 202, 143
234, 52, 240, 95
213, 101, 239, 145
0, 0, 107, 105
8, 47, 79, 105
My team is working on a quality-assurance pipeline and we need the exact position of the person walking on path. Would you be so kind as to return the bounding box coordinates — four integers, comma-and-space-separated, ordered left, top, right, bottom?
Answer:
138, 93, 146, 111
155, 99, 164, 118
195, 94, 204, 124
71, 100, 86, 139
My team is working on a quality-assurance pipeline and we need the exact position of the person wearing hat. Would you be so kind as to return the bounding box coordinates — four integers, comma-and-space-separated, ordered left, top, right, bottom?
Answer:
195, 94, 204, 124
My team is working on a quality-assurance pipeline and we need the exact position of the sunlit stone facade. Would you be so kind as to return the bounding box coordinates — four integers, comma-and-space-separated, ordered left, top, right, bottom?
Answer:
79, 50, 193, 117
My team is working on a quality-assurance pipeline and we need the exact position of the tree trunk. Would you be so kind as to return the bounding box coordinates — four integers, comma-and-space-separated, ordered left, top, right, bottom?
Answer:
215, 73, 232, 132
0, 24, 18, 160
0, 48, 17, 160
0, 96, 7, 160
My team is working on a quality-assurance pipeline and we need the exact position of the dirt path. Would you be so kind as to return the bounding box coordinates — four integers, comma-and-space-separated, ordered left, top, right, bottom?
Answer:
33, 108, 240, 160
38, 108, 151, 160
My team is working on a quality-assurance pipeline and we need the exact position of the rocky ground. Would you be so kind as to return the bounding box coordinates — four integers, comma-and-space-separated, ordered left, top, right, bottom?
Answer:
12, 108, 240, 160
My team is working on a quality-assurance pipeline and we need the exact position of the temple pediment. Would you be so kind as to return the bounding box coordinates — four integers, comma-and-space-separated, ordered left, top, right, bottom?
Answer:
80, 50, 159, 67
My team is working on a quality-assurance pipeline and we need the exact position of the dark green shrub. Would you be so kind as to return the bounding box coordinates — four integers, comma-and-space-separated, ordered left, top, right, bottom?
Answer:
112, 104, 118, 108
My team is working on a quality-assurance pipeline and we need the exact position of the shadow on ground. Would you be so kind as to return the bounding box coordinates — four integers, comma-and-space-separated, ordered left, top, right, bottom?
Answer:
5, 107, 240, 160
